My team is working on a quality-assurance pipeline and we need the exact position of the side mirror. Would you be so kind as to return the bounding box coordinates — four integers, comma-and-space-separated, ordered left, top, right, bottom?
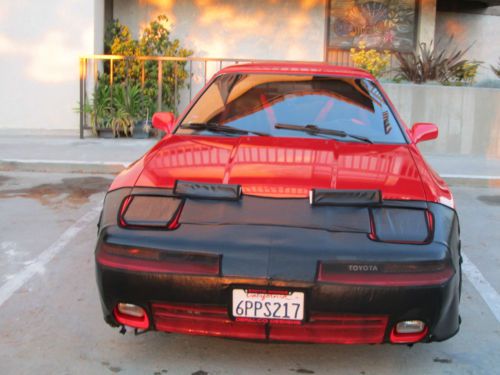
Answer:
152, 112, 176, 134
411, 122, 438, 144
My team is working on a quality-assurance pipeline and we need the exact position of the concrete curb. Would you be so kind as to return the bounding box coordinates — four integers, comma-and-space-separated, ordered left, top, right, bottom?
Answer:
0, 159, 129, 175
1, 159, 500, 187
442, 175, 500, 188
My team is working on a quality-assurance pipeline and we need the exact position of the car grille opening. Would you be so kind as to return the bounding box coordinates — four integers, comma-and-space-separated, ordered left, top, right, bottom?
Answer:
151, 303, 388, 344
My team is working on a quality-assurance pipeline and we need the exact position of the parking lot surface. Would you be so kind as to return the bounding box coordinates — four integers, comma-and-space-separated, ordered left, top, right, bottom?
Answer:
0, 171, 499, 375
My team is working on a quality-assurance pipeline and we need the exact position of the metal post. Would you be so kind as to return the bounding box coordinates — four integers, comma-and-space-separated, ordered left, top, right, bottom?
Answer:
204, 60, 207, 85
93, 60, 98, 87
157, 60, 163, 112
83, 58, 87, 131
110, 59, 114, 85
189, 60, 193, 101
141, 61, 145, 88
79, 58, 85, 139
174, 62, 178, 113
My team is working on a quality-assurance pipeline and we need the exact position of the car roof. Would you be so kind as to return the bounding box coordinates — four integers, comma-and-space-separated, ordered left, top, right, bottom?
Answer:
216, 62, 375, 80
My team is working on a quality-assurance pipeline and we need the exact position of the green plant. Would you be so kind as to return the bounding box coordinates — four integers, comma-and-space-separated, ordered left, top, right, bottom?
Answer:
394, 38, 476, 85
140, 15, 192, 114
105, 19, 129, 54
106, 15, 193, 114
109, 22, 141, 84
447, 61, 481, 86
110, 84, 145, 137
76, 76, 112, 135
491, 59, 500, 78
78, 15, 193, 137
350, 42, 391, 77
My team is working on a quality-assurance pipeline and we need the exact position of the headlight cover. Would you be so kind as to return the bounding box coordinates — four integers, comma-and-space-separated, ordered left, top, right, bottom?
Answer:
370, 208, 432, 244
120, 195, 183, 229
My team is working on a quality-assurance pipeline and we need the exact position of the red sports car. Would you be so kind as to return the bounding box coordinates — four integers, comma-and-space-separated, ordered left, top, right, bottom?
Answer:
95, 63, 461, 344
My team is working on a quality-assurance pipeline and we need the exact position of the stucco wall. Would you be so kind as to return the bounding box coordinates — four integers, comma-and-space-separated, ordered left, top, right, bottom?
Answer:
113, 0, 326, 61
435, 10, 500, 85
0, 0, 100, 130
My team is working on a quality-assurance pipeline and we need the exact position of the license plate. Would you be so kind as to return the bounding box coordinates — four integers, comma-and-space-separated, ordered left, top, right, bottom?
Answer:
232, 289, 304, 322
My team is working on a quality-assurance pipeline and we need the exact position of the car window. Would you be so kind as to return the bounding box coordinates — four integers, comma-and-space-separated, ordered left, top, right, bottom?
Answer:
177, 73, 406, 144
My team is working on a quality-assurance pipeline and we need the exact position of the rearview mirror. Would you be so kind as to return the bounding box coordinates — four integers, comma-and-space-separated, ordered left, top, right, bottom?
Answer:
152, 112, 176, 134
411, 122, 438, 144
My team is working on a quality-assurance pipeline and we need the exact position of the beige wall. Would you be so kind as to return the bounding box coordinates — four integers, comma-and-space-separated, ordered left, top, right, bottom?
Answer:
435, 10, 500, 85
384, 83, 500, 158
0, 0, 101, 130
113, 0, 326, 61
417, 0, 437, 46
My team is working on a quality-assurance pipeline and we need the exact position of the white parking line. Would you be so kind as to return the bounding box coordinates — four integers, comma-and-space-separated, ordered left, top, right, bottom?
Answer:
0, 206, 100, 308
462, 253, 500, 323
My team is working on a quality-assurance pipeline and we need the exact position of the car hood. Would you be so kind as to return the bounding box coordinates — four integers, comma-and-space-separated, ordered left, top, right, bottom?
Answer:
136, 135, 426, 201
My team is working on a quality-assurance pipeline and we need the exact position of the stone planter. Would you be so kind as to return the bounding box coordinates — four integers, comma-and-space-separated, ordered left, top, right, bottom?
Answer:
132, 121, 152, 139
96, 128, 115, 138
381, 83, 500, 157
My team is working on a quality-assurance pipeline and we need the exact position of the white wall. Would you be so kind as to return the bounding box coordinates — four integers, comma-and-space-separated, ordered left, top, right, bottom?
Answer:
0, 0, 102, 130
113, 0, 326, 61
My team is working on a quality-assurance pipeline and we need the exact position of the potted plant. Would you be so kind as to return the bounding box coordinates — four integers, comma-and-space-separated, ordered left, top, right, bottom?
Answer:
110, 83, 145, 137
78, 78, 113, 137
78, 15, 193, 138
133, 107, 152, 139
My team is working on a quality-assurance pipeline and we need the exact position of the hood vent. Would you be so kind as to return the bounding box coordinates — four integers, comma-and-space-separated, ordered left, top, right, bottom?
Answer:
174, 180, 242, 200
310, 189, 382, 206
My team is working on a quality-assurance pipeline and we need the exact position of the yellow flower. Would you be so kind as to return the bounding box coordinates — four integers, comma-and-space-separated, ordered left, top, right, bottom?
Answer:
349, 44, 391, 77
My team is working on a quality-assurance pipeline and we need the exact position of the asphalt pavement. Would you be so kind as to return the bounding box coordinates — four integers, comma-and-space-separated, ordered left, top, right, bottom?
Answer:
0, 169, 499, 375
0, 134, 499, 374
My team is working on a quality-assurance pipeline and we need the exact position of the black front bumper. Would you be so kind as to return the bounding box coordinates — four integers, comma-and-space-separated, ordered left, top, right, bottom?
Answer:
95, 188, 461, 343
95, 223, 460, 343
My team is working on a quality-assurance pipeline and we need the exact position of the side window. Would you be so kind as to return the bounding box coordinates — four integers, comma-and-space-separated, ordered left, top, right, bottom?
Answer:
359, 80, 400, 137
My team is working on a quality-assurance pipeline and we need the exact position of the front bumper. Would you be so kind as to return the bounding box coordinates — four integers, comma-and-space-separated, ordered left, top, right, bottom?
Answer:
95, 224, 461, 344
95, 188, 461, 344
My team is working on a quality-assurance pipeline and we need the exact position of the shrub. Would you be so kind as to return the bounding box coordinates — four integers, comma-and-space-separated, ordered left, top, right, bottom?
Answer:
394, 38, 480, 85
106, 15, 192, 114
137, 15, 192, 114
447, 61, 481, 86
81, 15, 193, 136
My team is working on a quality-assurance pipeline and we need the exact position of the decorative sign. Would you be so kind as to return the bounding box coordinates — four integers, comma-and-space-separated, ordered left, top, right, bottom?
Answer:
328, 0, 417, 52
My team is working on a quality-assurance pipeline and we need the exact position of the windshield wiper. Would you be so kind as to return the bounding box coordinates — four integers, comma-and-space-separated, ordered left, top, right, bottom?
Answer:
180, 122, 270, 136
274, 123, 373, 144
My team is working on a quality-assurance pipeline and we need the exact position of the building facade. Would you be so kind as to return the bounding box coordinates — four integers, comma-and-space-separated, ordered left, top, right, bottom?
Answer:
0, 0, 499, 133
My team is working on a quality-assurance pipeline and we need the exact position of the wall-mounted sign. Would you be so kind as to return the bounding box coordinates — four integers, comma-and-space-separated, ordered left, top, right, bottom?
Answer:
328, 0, 418, 52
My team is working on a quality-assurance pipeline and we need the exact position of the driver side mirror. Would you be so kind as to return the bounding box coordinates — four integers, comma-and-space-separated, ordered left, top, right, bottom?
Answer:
411, 122, 438, 144
152, 112, 176, 134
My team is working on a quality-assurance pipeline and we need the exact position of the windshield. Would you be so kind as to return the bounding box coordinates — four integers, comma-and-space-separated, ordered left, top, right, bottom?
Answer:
177, 73, 406, 144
